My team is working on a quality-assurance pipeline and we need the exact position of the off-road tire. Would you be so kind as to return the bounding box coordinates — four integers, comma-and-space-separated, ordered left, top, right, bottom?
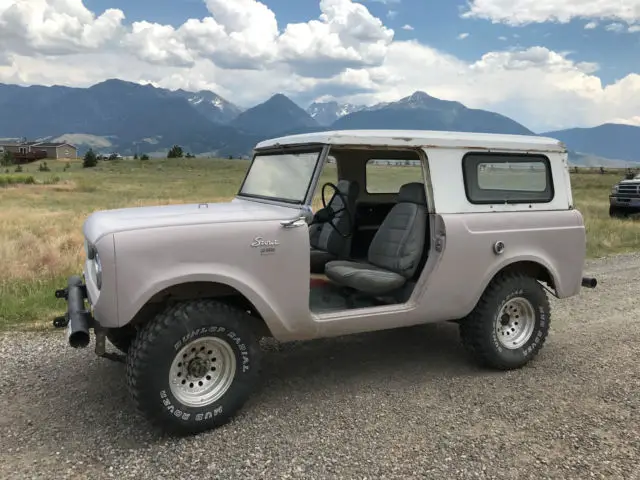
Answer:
609, 205, 627, 218
106, 325, 137, 354
459, 272, 551, 370
125, 299, 262, 436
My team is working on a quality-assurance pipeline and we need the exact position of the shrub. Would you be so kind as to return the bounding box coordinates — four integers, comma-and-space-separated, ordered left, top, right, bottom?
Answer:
41, 175, 61, 185
1, 150, 14, 166
38, 161, 51, 172
83, 148, 98, 168
0, 174, 36, 187
14, 164, 23, 173
140, 154, 150, 161
167, 145, 184, 158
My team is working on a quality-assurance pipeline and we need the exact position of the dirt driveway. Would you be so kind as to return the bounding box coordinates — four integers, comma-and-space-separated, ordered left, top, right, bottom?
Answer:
1, 253, 639, 479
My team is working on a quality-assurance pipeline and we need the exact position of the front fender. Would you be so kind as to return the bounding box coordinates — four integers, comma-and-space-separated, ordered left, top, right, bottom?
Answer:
112, 219, 316, 341
118, 264, 311, 340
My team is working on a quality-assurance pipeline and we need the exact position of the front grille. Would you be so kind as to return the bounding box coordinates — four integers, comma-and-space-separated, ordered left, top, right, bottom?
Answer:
617, 184, 640, 196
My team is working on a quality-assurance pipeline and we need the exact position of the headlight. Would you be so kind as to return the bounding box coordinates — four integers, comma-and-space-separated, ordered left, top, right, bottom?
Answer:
94, 252, 102, 290
85, 241, 102, 289
611, 185, 619, 194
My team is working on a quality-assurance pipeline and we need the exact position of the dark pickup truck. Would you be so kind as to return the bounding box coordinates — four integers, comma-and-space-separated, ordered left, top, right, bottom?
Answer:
610, 175, 640, 217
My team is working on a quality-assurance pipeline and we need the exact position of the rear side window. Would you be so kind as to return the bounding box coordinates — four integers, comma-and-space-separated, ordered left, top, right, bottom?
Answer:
462, 153, 554, 204
365, 159, 422, 194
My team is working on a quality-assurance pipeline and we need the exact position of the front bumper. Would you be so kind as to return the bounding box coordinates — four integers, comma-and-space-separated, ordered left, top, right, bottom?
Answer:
54, 275, 125, 362
609, 195, 640, 209
54, 275, 95, 348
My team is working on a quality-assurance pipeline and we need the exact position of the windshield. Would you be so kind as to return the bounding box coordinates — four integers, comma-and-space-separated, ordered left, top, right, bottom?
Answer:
238, 150, 322, 204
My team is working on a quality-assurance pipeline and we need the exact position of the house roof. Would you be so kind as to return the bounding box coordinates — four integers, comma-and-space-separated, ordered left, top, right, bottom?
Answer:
31, 142, 76, 148
0, 141, 76, 148
255, 129, 566, 153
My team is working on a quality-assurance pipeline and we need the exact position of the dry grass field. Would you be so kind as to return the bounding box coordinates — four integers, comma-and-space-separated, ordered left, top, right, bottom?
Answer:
0, 157, 638, 330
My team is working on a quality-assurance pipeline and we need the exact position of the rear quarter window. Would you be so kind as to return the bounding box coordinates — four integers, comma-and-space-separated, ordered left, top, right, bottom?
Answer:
462, 153, 554, 204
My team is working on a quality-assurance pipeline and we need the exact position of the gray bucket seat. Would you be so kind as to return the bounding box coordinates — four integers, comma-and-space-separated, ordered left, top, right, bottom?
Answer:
309, 180, 360, 274
324, 182, 428, 295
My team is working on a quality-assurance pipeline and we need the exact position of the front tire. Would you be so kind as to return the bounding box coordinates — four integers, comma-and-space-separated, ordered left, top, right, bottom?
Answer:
609, 205, 627, 218
106, 325, 137, 354
459, 272, 551, 370
125, 300, 262, 436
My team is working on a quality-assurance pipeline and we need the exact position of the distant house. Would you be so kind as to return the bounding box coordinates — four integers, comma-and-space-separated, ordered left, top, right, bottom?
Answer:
30, 142, 78, 159
0, 140, 77, 162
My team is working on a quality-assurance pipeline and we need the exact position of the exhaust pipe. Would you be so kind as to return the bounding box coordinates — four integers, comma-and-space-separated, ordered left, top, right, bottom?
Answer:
66, 275, 92, 348
581, 276, 597, 289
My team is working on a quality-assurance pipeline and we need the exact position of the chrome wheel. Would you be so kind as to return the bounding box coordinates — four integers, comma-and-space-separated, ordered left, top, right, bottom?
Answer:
495, 297, 536, 349
169, 336, 236, 407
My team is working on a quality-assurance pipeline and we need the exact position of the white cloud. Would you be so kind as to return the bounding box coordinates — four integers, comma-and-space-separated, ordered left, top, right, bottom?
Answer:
334, 43, 640, 132
585, 21, 598, 29
457, 33, 470, 40
462, 0, 640, 26
0, 0, 639, 133
0, 0, 125, 55
401, 24, 414, 30
629, 24, 640, 32
124, 22, 196, 67
124, 0, 395, 75
608, 116, 640, 126
605, 22, 626, 32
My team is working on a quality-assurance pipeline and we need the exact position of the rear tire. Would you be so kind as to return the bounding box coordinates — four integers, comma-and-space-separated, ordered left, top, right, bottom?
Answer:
125, 299, 262, 436
459, 272, 551, 370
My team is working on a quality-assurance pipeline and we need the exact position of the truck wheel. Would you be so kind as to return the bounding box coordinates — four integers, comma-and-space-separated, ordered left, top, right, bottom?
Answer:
459, 271, 551, 370
609, 205, 626, 218
125, 299, 262, 436
106, 325, 137, 354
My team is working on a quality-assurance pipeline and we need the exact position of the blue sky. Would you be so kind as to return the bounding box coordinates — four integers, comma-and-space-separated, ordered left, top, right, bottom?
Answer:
84, 0, 640, 87
3, 0, 639, 130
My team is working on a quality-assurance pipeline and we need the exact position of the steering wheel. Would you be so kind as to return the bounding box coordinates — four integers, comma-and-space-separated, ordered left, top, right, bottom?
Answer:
318, 182, 353, 239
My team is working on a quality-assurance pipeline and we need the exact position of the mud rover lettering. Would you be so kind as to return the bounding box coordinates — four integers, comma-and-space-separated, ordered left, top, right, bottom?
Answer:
160, 391, 191, 420
174, 409, 191, 421
195, 407, 223, 422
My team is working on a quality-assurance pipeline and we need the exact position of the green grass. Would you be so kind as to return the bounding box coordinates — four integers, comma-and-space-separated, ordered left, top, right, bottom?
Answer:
0, 157, 637, 330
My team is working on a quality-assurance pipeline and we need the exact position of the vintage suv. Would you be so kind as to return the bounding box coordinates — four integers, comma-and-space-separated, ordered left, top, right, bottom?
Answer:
54, 129, 597, 436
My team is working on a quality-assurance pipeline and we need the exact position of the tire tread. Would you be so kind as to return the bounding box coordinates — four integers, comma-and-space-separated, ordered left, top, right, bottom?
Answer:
125, 299, 261, 435
459, 271, 551, 370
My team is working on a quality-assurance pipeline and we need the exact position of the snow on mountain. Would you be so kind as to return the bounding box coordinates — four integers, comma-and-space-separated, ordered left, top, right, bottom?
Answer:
307, 101, 366, 126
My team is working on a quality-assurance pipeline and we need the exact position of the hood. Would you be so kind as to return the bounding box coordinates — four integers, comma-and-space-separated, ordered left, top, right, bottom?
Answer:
83, 197, 306, 244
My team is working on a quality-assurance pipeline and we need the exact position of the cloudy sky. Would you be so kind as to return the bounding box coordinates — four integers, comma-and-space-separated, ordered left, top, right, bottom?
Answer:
0, 0, 639, 132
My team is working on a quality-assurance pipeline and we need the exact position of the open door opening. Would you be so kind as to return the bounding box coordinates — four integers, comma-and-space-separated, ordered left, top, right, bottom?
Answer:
306, 146, 432, 315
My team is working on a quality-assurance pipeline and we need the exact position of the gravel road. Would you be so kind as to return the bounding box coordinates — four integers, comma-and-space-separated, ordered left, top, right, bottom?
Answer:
1, 253, 639, 480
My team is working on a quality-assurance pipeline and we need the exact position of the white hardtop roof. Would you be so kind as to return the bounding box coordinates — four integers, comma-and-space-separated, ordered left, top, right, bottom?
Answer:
255, 129, 566, 153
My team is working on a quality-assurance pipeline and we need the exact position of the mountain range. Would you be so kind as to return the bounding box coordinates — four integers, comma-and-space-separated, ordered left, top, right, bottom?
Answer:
0, 79, 638, 165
